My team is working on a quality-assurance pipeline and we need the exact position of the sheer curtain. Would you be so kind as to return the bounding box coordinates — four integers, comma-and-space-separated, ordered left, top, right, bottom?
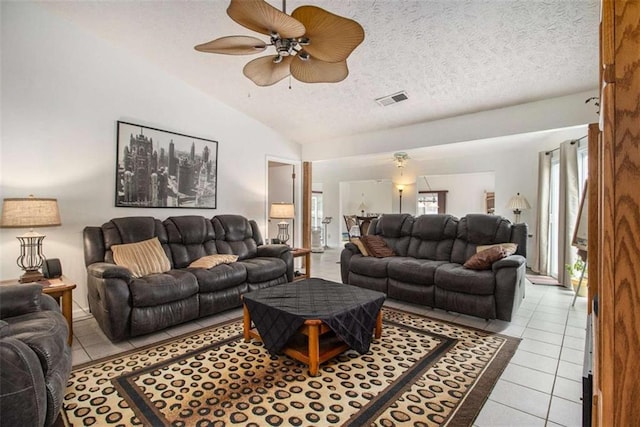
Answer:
532, 151, 551, 274
558, 141, 579, 288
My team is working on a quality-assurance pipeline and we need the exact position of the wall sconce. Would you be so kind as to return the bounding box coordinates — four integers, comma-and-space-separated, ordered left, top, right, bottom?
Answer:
0, 195, 61, 282
270, 202, 295, 245
397, 185, 405, 213
507, 192, 531, 223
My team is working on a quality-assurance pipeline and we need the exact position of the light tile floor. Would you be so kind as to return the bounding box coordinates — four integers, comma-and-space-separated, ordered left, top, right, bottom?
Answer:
71, 247, 588, 426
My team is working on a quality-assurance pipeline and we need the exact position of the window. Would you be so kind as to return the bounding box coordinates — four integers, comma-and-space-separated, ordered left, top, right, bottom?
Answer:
417, 191, 447, 215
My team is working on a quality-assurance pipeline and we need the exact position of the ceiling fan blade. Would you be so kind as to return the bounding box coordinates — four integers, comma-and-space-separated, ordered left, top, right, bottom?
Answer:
228, 0, 305, 39
291, 6, 364, 63
243, 55, 293, 86
290, 55, 348, 83
194, 36, 266, 55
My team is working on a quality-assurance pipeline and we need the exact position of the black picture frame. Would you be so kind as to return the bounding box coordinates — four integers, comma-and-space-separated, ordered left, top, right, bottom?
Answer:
115, 121, 218, 209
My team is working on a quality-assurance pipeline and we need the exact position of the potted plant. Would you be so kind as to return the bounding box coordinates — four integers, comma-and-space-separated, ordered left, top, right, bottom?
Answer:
565, 258, 588, 297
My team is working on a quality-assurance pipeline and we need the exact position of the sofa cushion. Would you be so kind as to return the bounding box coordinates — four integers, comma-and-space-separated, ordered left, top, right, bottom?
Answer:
387, 257, 447, 285
435, 263, 496, 295
112, 237, 171, 278
407, 214, 458, 260
164, 216, 217, 268
368, 214, 413, 256
349, 256, 391, 278
464, 246, 507, 270
240, 258, 287, 283
213, 215, 259, 260
191, 263, 247, 292
129, 270, 199, 307
451, 215, 514, 265
189, 254, 238, 269
360, 235, 396, 257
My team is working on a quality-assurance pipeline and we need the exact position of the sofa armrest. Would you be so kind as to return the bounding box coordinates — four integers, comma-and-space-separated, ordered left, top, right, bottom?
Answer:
0, 284, 44, 319
87, 262, 133, 281
256, 244, 294, 281
39, 294, 61, 313
344, 242, 361, 254
257, 244, 290, 258
0, 337, 47, 427
340, 244, 361, 284
492, 255, 526, 271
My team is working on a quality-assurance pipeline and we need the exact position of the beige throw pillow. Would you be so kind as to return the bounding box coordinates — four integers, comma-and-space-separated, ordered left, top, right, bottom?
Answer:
111, 237, 171, 278
476, 243, 518, 256
350, 237, 369, 256
189, 254, 239, 269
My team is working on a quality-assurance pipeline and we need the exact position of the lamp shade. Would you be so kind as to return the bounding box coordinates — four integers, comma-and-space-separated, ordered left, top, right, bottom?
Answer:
0, 196, 61, 228
507, 193, 531, 210
270, 202, 295, 219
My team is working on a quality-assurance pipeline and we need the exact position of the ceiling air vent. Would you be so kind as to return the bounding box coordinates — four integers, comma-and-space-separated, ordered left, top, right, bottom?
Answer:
375, 91, 409, 107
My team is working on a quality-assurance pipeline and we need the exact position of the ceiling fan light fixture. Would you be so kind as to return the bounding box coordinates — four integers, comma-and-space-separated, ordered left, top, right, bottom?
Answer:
196, 0, 364, 86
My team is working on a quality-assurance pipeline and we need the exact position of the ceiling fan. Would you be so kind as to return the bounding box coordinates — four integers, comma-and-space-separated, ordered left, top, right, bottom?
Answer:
195, 0, 365, 86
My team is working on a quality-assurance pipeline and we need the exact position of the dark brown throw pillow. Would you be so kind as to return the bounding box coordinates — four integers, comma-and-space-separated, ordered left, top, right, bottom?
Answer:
463, 246, 507, 270
360, 235, 396, 258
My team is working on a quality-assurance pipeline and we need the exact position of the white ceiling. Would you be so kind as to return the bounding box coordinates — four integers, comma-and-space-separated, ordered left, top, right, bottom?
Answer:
42, 0, 600, 147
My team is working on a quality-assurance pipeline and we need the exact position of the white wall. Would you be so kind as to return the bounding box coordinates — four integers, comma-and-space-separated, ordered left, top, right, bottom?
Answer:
417, 172, 495, 218
0, 3, 300, 318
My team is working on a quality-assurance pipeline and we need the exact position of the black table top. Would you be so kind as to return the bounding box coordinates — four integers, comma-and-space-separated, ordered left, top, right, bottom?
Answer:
243, 278, 385, 355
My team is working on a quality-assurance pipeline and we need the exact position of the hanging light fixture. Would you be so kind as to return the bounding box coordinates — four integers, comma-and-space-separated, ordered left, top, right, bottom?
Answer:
393, 152, 409, 169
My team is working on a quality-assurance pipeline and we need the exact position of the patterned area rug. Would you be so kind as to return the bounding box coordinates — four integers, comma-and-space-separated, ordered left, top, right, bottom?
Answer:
63, 308, 519, 426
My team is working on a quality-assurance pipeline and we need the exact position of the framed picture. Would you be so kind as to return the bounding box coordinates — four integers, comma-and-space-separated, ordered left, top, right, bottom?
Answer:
115, 121, 218, 209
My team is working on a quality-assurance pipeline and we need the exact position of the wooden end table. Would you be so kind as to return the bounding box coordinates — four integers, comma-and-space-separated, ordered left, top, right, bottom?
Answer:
1, 275, 76, 345
291, 247, 311, 281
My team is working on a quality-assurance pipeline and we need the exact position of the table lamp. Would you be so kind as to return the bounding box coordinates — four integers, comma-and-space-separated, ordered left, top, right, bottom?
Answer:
270, 202, 295, 246
507, 193, 531, 223
0, 195, 61, 282
358, 202, 367, 216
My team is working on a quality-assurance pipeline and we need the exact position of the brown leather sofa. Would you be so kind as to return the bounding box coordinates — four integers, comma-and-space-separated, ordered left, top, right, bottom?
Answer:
83, 214, 293, 341
0, 284, 72, 426
341, 214, 527, 321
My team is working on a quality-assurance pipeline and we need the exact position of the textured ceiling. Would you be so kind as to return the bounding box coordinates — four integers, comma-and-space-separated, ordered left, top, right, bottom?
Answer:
42, 0, 600, 146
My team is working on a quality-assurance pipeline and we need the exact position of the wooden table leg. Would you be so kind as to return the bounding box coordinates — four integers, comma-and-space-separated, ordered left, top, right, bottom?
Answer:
375, 310, 382, 339
61, 289, 73, 345
308, 321, 320, 376
243, 303, 251, 342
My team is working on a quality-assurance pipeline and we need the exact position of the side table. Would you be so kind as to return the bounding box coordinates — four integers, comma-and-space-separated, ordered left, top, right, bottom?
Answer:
291, 248, 311, 281
0, 275, 76, 345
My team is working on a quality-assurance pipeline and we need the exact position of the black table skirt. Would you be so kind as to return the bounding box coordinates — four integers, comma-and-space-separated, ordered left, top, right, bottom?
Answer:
243, 278, 385, 355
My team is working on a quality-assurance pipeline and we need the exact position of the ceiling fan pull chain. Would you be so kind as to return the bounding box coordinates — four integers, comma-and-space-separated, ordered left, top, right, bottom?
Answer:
282, 0, 286, 13
289, 75, 292, 90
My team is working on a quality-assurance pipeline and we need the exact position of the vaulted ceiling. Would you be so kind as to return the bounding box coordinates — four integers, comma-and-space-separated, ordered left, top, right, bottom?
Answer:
42, 0, 599, 147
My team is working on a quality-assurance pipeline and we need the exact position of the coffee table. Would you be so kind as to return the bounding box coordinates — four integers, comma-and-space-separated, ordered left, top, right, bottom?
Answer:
242, 278, 385, 376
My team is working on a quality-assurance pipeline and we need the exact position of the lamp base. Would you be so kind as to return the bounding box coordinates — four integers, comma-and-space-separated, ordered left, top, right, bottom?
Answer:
19, 269, 45, 283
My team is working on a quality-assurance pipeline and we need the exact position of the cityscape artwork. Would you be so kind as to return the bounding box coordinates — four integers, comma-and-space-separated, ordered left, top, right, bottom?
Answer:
115, 121, 218, 209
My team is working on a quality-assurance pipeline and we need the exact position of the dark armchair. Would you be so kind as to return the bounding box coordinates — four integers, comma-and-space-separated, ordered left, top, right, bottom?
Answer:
0, 284, 72, 427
